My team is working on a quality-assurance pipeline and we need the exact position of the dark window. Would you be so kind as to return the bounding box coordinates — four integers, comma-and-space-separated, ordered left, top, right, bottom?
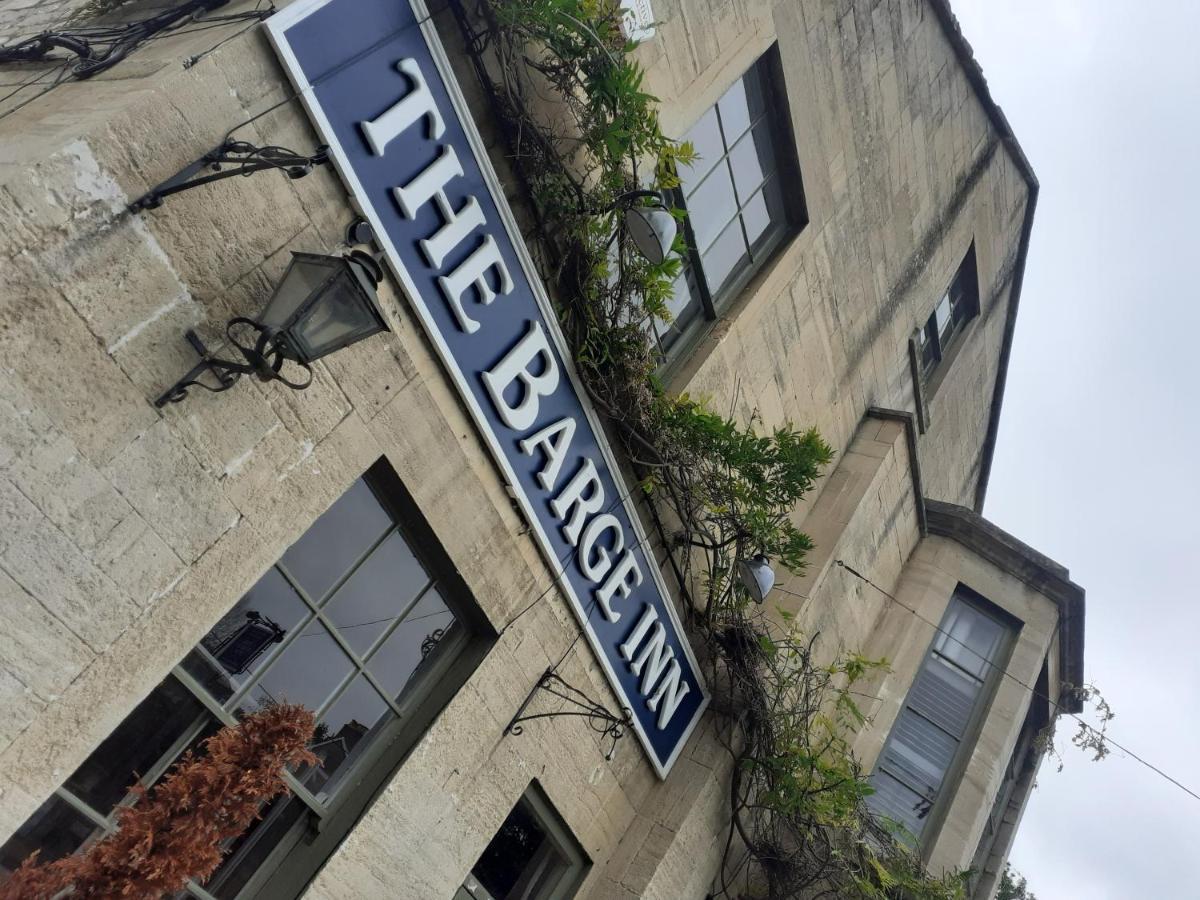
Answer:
650, 46, 807, 359
456, 784, 588, 900
918, 246, 979, 381
866, 588, 1015, 847
1, 460, 493, 899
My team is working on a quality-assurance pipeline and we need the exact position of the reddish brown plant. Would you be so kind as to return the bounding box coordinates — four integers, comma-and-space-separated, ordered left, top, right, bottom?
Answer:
0, 704, 317, 900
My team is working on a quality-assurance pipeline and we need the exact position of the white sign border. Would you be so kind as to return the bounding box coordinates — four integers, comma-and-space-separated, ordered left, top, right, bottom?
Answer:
263, 0, 708, 778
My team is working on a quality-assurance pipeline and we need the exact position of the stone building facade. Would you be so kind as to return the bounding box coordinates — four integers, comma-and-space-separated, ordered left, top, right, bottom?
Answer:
0, 1, 1084, 899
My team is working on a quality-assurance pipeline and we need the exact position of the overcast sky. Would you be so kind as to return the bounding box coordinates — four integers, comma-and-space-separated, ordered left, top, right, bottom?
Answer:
951, 1, 1200, 896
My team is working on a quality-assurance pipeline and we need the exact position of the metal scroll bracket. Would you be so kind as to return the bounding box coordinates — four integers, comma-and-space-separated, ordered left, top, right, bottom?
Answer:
129, 139, 330, 212
505, 667, 634, 761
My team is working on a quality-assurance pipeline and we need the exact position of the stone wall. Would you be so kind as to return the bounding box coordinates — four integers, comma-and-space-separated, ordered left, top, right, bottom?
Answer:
632, 0, 1031, 511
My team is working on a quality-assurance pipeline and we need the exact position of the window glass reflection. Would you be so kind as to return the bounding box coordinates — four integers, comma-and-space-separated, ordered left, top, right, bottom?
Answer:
203, 793, 308, 900
65, 676, 210, 815
717, 77, 753, 143
198, 568, 308, 689
281, 479, 392, 601
687, 165, 738, 252
700, 218, 749, 294
867, 770, 928, 841
472, 799, 568, 900
935, 599, 1006, 679
651, 271, 703, 354
323, 531, 430, 655
0, 794, 101, 877
309, 676, 393, 801
727, 123, 775, 202
679, 106, 724, 194
887, 713, 959, 789
243, 623, 354, 715
369, 589, 457, 700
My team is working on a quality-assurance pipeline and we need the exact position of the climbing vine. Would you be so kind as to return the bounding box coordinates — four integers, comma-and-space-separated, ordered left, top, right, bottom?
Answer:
443, 0, 968, 896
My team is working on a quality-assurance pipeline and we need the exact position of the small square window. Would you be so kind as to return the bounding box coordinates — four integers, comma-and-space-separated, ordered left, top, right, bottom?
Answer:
919, 245, 980, 382
458, 784, 589, 900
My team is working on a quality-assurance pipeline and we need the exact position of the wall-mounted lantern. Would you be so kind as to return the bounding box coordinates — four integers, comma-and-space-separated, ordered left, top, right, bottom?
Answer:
611, 189, 679, 265
155, 250, 389, 407
738, 554, 776, 605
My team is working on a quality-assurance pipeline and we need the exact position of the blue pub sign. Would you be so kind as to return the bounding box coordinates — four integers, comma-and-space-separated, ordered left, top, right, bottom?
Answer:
266, 0, 707, 776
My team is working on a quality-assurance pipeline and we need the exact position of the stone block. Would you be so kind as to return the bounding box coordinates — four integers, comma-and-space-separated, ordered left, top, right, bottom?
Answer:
50, 214, 197, 352
0, 478, 138, 653
251, 360, 352, 445
0, 567, 92, 704
323, 329, 419, 423
6, 430, 132, 551
0, 254, 157, 467
0, 368, 58, 471
0, 664, 44, 756
160, 372, 283, 477
92, 512, 185, 607
101, 419, 240, 563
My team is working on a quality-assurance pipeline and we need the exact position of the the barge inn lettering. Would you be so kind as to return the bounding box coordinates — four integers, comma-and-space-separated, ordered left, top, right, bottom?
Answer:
267, 0, 707, 775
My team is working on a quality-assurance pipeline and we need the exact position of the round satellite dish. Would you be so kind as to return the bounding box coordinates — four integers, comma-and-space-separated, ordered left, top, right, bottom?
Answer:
624, 203, 677, 265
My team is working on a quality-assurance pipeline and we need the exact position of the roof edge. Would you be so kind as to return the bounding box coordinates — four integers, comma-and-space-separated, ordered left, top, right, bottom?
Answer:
924, 499, 1085, 714
925, 0, 1040, 513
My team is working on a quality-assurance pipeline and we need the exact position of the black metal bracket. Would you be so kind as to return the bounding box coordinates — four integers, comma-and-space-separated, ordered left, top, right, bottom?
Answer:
129, 139, 329, 212
154, 320, 312, 407
506, 667, 633, 761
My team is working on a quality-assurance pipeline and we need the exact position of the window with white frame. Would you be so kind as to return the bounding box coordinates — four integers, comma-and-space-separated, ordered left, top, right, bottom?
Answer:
650, 45, 806, 359
0, 460, 492, 900
917, 245, 980, 382
455, 783, 588, 900
866, 588, 1016, 845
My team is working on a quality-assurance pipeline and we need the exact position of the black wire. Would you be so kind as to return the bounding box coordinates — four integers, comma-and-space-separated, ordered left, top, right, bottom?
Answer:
782, 560, 1200, 804
0, 2, 272, 120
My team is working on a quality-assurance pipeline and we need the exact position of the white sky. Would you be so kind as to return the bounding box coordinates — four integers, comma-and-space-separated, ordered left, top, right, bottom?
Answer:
953, 1, 1200, 897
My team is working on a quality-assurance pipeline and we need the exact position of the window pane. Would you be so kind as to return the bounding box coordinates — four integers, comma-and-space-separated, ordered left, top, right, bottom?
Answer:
308, 676, 393, 801
700, 217, 750, 297
727, 122, 776, 203
867, 770, 929, 841
471, 799, 570, 900
369, 589, 457, 700
0, 794, 101, 877
243, 622, 355, 715
203, 793, 308, 900
920, 321, 940, 373
907, 655, 981, 738
64, 675, 210, 815
678, 106, 724, 194
198, 568, 308, 687
935, 599, 1007, 678
323, 531, 431, 655
651, 270, 703, 353
741, 178, 787, 251
281, 478, 392, 601
717, 75, 755, 144
934, 293, 953, 341
686, 164, 738, 251
883, 712, 959, 792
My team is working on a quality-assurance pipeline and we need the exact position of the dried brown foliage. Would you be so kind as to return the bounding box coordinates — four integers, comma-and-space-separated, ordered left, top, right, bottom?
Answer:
1, 704, 317, 900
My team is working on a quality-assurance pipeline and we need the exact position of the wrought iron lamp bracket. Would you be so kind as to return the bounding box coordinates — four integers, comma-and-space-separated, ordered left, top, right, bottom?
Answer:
154, 320, 312, 407
505, 667, 634, 761
129, 139, 330, 212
